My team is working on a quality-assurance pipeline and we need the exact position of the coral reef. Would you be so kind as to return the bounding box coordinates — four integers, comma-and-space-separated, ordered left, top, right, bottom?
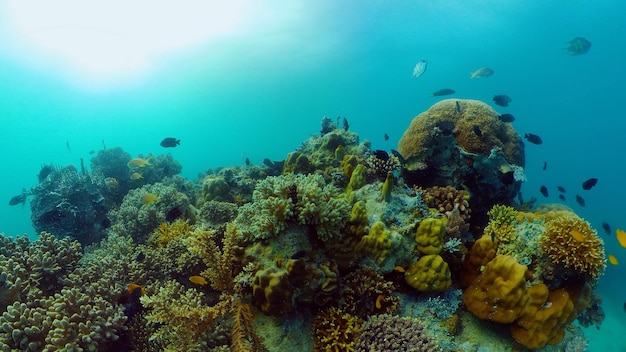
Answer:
340, 267, 399, 318
313, 307, 362, 352
354, 315, 441, 352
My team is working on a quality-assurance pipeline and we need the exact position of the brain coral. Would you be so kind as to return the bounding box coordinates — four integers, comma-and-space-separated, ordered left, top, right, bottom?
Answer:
397, 99, 524, 170
540, 215, 606, 279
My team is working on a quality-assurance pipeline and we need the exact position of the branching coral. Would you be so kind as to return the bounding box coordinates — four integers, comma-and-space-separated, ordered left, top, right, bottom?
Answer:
313, 307, 362, 352
484, 204, 517, 243
354, 315, 441, 352
340, 267, 399, 318
540, 215, 606, 279
418, 186, 471, 222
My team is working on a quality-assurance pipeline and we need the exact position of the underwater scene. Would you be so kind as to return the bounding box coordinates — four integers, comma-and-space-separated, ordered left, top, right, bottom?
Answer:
0, 1, 625, 351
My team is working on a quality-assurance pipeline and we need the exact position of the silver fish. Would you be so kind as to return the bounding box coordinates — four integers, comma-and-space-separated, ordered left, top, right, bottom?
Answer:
412, 60, 428, 78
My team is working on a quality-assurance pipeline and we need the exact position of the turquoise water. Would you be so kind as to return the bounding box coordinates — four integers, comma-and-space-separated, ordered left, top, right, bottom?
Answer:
0, 1, 625, 350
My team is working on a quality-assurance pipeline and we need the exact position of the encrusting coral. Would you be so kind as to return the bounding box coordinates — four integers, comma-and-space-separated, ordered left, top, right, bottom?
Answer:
540, 215, 606, 279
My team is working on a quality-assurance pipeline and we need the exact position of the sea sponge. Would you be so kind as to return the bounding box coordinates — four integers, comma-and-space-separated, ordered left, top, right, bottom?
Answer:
463, 255, 530, 323
347, 164, 368, 193
415, 218, 446, 255
252, 267, 293, 316
313, 307, 362, 352
340, 154, 359, 179
356, 221, 393, 265
404, 254, 452, 292
540, 215, 606, 279
397, 99, 524, 170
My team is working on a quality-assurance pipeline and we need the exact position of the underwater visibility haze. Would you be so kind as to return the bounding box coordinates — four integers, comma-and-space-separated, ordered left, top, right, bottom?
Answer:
0, 1, 625, 351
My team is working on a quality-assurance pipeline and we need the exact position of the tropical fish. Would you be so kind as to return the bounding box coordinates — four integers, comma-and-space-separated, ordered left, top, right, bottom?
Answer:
8, 188, 28, 206
118, 283, 145, 319
616, 229, 626, 248
557, 186, 566, 193
575, 194, 585, 207
160, 137, 180, 148
130, 172, 143, 180
602, 222, 611, 235
136, 252, 145, 262
524, 133, 543, 145
384, 133, 389, 141
165, 206, 184, 223
493, 95, 512, 107
375, 294, 385, 309
542, 161, 547, 170
105, 177, 119, 189
412, 60, 428, 78
455, 101, 462, 114
141, 193, 160, 204
128, 156, 153, 168
539, 185, 549, 198
66, 141, 71, 152
608, 254, 618, 266
582, 178, 598, 190
498, 113, 515, 122
558, 194, 566, 201
470, 67, 494, 78
343, 117, 349, 131
189, 275, 208, 285
435, 121, 455, 135
431, 88, 455, 96
472, 125, 482, 137
565, 37, 591, 55
88, 150, 95, 155
393, 266, 405, 273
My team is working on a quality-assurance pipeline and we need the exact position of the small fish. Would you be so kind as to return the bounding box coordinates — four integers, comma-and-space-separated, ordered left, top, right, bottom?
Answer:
558, 194, 566, 201
493, 95, 512, 107
557, 186, 566, 193
498, 113, 515, 122
624, 301, 626, 313
490, 230, 496, 243
524, 133, 543, 145
8, 188, 28, 206
66, 141, 71, 152
472, 125, 482, 137
616, 229, 626, 248
245, 157, 251, 166
435, 121, 455, 135
393, 266, 405, 273
470, 67, 494, 78
412, 60, 428, 78
373, 150, 389, 160
602, 222, 611, 235
128, 156, 153, 168
189, 275, 208, 285
291, 250, 308, 260
539, 185, 549, 198
126, 283, 145, 296
543, 162, 547, 171
136, 252, 145, 262
130, 172, 143, 180
582, 178, 598, 190
608, 254, 618, 266
375, 294, 385, 309
165, 206, 184, 223
384, 133, 389, 141
141, 193, 160, 204
343, 117, 349, 131
575, 194, 585, 207
390, 149, 407, 166
431, 88, 455, 96
160, 137, 180, 148
565, 37, 591, 55
88, 150, 95, 155
455, 101, 462, 114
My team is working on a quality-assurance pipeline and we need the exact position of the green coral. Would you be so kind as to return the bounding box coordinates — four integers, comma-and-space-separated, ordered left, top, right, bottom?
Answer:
415, 218, 446, 255
405, 254, 452, 291
357, 221, 392, 265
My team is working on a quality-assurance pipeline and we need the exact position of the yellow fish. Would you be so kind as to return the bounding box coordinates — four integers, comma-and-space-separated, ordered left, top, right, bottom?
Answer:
141, 193, 160, 204
130, 172, 143, 180
128, 155, 153, 168
617, 229, 626, 248
189, 275, 208, 285
608, 254, 618, 266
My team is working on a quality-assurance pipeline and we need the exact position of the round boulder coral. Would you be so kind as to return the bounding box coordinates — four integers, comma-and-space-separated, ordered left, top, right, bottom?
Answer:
540, 216, 606, 279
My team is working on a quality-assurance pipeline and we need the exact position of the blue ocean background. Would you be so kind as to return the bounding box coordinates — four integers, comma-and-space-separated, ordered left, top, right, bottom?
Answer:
0, 1, 624, 350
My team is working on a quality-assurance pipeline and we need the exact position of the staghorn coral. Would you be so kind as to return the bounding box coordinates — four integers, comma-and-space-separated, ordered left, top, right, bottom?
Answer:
149, 219, 194, 248
313, 307, 362, 352
340, 267, 399, 319
354, 314, 441, 352
540, 215, 606, 279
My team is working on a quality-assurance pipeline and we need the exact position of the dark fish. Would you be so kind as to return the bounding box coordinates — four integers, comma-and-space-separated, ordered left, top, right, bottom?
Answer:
88, 150, 95, 155
291, 250, 308, 260
245, 157, 251, 166
557, 186, 566, 193
539, 185, 549, 198
558, 194, 566, 201
8, 189, 27, 206
390, 149, 406, 166
343, 117, 349, 131
373, 150, 389, 160
565, 37, 591, 55
435, 121, 455, 135
102, 139, 107, 149
575, 194, 585, 207
472, 125, 483, 137
602, 222, 611, 235
431, 88, 455, 96
543, 162, 547, 171
459, 232, 474, 242
66, 141, 71, 152
136, 252, 145, 262
624, 301, 626, 313
384, 133, 389, 141
165, 206, 184, 223
501, 171, 514, 185
120, 285, 143, 319
524, 133, 543, 145
498, 113, 515, 122
455, 101, 462, 114
493, 95, 512, 107
582, 178, 598, 190
160, 137, 180, 148
490, 230, 495, 243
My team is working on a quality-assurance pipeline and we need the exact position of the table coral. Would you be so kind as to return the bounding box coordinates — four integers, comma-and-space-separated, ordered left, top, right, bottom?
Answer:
405, 254, 452, 292
540, 215, 606, 279
415, 218, 446, 255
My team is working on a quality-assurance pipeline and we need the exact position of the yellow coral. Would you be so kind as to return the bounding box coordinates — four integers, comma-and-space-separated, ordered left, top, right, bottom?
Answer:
356, 221, 392, 265
540, 215, 606, 279
149, 220, 193, 248
313, 307, 361, 352
460, 234, 497, 287
415, 218, 446, 255
339, 154, 358, 179
484, 204, 516, 243
404, 254, 451, 291
344, 201, 369, 239
347, 164, 367, 193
